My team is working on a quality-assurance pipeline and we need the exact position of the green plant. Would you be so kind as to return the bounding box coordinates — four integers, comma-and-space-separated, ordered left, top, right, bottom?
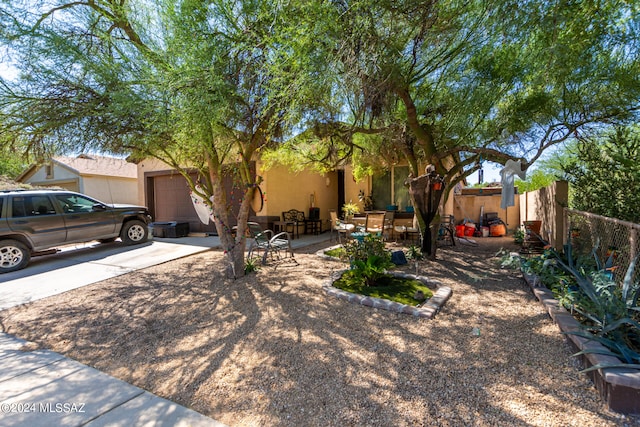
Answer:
333, 271, 433, 305
244, 257, 260, 274
351, 255, 394, 287
513, 227, 525, 244
406, 245, 424, 261
501, 243, 640, 370
548, 240, 640, 370
324, 247, 346, 259
343, 233, 389, 264
342, 200, 360, 219
358, 190, 375, 211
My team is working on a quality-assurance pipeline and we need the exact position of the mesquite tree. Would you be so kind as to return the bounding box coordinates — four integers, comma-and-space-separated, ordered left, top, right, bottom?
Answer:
0, 0, 325, 277
268, 0, 640, 257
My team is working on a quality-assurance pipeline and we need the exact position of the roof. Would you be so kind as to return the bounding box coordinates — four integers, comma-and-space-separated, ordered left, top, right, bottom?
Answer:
53, 154, 137, 179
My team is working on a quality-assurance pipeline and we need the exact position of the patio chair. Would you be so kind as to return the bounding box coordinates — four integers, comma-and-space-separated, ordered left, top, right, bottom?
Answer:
282, 209, 306, 238
365, 211, 386, 236
438, 214, 456, 246
246, 222, 297, 265
383, 210, 395, 240
329, 209, 355, 243
393, 214, 420, 244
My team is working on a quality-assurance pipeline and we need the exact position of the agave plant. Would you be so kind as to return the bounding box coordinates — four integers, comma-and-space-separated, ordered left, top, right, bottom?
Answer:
550, 238, 640, 371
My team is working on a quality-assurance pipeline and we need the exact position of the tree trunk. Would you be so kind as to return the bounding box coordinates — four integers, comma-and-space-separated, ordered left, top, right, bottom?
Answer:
407, 168, 444, 259
207, 164, 257, 279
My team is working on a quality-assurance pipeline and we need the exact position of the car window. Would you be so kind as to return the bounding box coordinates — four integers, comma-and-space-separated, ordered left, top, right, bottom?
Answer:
11, 195, 57, 217
54, 194, 100, 213
0, 197, 4, 218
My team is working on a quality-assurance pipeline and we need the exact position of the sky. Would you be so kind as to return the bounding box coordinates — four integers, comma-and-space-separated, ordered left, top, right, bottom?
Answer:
468, 162, 504, 185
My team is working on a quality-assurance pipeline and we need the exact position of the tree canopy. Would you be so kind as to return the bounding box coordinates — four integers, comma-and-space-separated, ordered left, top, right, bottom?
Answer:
1, 0, 639, 261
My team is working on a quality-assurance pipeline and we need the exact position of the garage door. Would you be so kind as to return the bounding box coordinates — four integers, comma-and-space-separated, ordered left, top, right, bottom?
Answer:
148, 167, 254, 234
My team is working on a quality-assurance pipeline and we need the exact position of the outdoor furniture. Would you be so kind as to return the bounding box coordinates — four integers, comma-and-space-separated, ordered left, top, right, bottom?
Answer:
393, 214, 420, 243
273, 219, 295, 236
246, 222, 296, 265
383, 210, 395, 240
329, 209, 355, 243
438, 214, 456, 246
350, 214, 367, 231
282, 209, 306, 238
365, 211, 386, 236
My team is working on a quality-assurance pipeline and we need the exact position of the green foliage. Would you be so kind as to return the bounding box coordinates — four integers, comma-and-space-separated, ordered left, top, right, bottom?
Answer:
341, 201, 360, 219
341, 234, 393, 286
358, 190, 374, 211
515, 169, 556, 193
513, 227, 525, 245
333, 271, 433, 306
350, 255, 394, 287
244, 257, 260, 274
516, 241, 640, 369
406, 245, 424, 261
560, 126, 640, 223
343, 234, 389, 264
324, 247, 346, 259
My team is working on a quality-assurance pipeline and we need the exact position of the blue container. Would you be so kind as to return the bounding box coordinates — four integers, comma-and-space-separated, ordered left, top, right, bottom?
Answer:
351, 232, 369, 242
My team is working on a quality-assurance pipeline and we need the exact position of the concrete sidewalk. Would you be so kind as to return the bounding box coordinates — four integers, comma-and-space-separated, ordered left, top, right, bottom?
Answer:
0, 232, 331, 426
0, 332, 225, 427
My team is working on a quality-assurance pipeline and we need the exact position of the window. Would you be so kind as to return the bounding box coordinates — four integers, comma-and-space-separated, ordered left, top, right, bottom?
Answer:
371, 166, 411, 211
54, 194, 99, 213
45, 162, 54, 179
11, 195, 56, 217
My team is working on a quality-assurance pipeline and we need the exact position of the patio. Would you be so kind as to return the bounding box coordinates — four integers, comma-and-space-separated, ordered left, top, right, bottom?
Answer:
0, 236, 633, 426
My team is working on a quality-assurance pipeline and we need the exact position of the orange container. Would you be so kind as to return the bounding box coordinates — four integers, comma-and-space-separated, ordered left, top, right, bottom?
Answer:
490, 223, 506, 237
464, 225, 476, 236
455, 225, 466, 237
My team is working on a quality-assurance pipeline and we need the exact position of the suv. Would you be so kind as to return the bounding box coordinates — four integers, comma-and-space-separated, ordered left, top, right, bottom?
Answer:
0, 189, 152, 273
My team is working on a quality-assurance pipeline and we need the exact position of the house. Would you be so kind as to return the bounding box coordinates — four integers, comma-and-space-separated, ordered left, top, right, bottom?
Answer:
141, 156, 532, 236
16, 154, 139, 204
137, 158, 372, 234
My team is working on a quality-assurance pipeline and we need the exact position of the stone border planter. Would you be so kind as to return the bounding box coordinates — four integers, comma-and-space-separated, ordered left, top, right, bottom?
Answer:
322, 269, 452, 319
523, 272, 640, 415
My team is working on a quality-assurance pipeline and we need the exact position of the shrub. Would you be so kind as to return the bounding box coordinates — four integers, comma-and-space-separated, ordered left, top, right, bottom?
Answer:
343, 233, 390, 264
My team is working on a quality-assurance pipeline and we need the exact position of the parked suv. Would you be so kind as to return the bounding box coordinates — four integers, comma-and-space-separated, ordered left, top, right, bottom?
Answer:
0, 189, 152, 273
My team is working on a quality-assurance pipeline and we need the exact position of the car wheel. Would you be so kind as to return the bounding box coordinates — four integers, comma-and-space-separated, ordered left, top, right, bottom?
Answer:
121, 220, 149, 245
0, 240, 31, 273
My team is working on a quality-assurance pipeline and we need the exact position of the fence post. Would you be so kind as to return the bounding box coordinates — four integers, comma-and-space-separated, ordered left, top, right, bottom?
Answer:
631, 227, 637, 265
562, 207, 569, 248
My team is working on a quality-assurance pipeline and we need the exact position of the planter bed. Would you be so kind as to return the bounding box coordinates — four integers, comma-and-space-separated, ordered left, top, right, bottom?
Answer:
317, 245, 452, 318
323, 269, 452, 319
523, 272, 640, 415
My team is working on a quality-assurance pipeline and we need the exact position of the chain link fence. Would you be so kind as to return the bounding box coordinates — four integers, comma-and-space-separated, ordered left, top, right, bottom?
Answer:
564, 208, 640, 286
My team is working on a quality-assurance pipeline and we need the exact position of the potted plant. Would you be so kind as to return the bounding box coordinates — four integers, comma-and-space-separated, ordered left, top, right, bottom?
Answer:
342, 201, 360, 222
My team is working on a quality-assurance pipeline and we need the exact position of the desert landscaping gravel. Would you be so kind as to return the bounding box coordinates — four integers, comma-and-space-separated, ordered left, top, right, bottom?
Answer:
1, 237, 639, 426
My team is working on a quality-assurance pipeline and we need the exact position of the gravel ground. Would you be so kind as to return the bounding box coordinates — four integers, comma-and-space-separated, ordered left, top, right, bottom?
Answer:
1, 236, 638, 426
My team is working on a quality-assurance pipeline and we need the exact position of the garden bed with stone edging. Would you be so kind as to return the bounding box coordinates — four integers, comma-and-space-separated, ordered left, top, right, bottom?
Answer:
522, 272, 640, 415
317, 246, 452, 319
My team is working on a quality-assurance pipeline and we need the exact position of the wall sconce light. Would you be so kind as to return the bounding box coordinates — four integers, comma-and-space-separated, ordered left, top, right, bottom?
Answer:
325, 177, 331, 187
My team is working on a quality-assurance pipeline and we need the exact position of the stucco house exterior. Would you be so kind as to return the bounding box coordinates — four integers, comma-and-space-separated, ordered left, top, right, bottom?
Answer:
136, 158, 370, 234
137, 155, 540, 237
16, 154, 139, 204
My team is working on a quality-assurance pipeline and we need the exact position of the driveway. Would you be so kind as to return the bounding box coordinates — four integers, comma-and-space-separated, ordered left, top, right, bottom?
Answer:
0, 236, 220, 311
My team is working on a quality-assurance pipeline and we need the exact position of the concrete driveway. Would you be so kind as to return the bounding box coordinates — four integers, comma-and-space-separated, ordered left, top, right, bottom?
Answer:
0, 236, 220, 311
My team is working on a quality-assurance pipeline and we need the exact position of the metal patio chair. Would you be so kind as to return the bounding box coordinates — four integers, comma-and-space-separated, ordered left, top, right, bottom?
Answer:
246, 222, 297, 265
